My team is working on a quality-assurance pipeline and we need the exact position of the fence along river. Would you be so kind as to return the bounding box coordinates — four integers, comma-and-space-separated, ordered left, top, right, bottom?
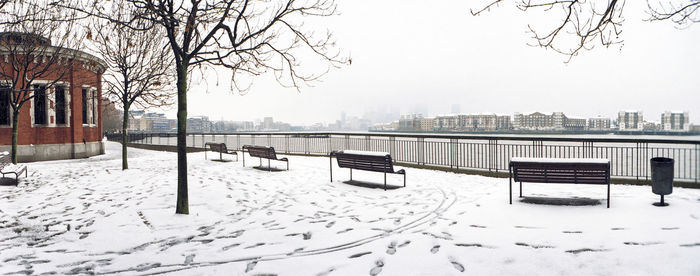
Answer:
116, 132, 700, 184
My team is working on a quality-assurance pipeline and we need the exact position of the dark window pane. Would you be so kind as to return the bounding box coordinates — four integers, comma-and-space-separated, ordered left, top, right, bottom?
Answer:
55, 86, 66, 125
34, 85, 46, 125
0, 86, 9, 125
82, 88, 87, 124
91, 91, 96, 125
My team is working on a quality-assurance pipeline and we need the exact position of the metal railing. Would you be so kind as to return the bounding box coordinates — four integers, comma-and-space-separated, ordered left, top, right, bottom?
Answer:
107, 132, 700, 183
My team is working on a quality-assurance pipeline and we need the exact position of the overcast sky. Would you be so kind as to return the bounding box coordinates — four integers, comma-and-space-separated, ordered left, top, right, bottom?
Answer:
172, 0, 700, 125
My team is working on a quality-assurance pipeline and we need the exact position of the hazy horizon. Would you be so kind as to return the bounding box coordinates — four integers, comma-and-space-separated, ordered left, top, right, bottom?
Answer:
153, 1, 699, 126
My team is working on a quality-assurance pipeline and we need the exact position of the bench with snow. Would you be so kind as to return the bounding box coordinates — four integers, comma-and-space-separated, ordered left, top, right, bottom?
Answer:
204, 142, 238, 162
242, 145, 288, 171
1, 152, 27, 185
509, 157, 611, 208
329, 150, 406, 191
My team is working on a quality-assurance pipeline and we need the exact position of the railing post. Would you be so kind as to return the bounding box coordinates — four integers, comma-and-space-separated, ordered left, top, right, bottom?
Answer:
268, 134, 272, 147
305, 135, 309, 154
696, 144, 699, 184
237, 134, 241, 150
390, 137, 396, 159
252, 134, 255, 146
418, 137, 425, 165
365, 136, 370, 151
449, 138, 457, 169
344, 135, 349, 149
285, 135, 290, 154
327, 135, 332, 154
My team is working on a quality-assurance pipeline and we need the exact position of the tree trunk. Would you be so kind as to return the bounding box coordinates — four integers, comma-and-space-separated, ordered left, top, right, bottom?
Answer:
175, 63, 189, 215
10, 110, 19, 164
121, 106, 129, 170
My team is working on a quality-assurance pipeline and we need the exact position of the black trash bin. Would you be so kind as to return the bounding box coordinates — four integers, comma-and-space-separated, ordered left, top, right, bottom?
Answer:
650, 157, 674, 207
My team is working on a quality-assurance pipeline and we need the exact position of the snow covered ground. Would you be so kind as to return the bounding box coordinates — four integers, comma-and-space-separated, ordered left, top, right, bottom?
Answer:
1, 141, 699, 275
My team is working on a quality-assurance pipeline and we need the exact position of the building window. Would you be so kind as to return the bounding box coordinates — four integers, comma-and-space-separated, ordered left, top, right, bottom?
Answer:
55, 86, 66, 125
0, 85, 10, 125
91, 90, 96, 125
33, 84, 47, 125
82, 87, 87, 124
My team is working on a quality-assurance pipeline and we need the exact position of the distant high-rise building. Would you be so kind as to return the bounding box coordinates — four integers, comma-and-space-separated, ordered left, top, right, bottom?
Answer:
457, 114, 511, 131
263, 117, 274, 130
618, 111, 643, 131
588, 117, 611, 130
661, 111, 689, 132
513, 112, 556, 130
187, 116, 211, 133
514, 112, 583, 130
398, 114, 423, 131
434, 115, 458, 130
419, 118, 434, 131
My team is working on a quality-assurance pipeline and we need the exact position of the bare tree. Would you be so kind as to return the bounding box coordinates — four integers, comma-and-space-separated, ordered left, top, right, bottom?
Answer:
0, 2, 91, 164
74, 0, 347, 214
648, 0, 700, 26
472, 0, 699, 61
91, 5, 174, 170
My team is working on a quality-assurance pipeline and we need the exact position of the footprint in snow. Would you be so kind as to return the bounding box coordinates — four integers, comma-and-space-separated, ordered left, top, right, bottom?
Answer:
386, 241, 397, 255
245, 261, 257, 273
349, 252, 372, 258
184, 254, 195, 265
430, 245, 440, 254
449, 257, 465, 272
623, 241, 663, 246
369, 259, 384, 276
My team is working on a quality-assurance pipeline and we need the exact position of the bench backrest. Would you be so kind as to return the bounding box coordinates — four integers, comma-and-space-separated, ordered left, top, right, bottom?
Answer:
335, 152, 395, 173
206, 142, 228, 153
0, 153, 9, 169
244, 145, 277, 159
510, 161, 610, 185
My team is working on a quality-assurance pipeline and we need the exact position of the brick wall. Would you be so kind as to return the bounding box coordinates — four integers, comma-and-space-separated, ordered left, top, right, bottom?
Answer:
0, 62, 102, 146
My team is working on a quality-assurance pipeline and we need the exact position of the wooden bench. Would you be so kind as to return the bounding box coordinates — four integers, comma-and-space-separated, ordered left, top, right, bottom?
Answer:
242, 145, 288, 171
204, 142, 238, 162
330, 150, 406, 190
509, 157, 611, 208
1, 152, 27, 184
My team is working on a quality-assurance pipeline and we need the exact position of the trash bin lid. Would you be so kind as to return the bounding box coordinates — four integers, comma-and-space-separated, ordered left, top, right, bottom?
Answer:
651, 157, 673, 163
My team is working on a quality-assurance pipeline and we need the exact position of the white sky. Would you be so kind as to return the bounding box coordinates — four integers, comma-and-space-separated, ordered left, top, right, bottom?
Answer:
172, 0, 700, 125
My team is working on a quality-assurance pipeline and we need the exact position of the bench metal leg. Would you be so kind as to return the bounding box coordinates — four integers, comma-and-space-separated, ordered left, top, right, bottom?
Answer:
286, 161, 289, 171
519, 182, 522, 198
384, 172, 387, 191
329, 155, 333, 182
268, 159, 271, 171
205, 148, 207, 160
509, 167, 512, 204
403, 174, 406, 187
243, 151, 245, 167
607, 183, 610, 208
350, 168, 352, 181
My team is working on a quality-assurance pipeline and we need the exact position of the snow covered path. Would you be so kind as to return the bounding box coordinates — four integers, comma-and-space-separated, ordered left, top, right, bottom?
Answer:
1, 142, 699, 275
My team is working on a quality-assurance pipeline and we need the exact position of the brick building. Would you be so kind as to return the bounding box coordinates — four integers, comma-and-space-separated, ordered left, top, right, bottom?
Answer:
0, 32, 106, 162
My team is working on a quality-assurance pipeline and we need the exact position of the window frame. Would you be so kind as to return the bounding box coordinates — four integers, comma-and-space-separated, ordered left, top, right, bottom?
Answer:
0, 84, 11, 126
82, 87, 88, 125
54, 85, 67, 125
33, 84, 48, 126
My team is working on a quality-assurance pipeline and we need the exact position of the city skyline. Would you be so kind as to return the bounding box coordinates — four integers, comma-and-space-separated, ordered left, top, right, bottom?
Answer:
153, 0, 699, 126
